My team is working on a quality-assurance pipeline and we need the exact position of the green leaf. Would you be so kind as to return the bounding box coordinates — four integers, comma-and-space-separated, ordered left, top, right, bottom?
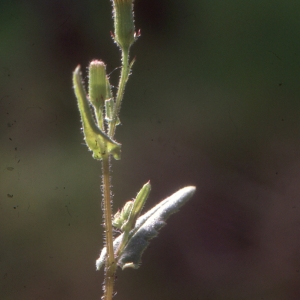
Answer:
73, 66, 121, 160
96, 186, 196, 270
121, 181, 151, 232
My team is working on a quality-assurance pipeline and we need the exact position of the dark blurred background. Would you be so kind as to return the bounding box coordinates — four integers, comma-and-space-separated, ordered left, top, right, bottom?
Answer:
1, 0, 300, 299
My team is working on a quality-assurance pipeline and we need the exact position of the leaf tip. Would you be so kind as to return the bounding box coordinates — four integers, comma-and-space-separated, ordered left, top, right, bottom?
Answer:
183, 186, 196, 195
74, 65, 81, 75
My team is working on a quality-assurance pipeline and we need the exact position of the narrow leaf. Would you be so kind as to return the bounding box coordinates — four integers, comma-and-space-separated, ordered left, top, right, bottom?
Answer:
96, 186, 196, 270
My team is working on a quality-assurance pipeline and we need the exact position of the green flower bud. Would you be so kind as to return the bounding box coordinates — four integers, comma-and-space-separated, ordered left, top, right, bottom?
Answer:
122, 200, 134, 221
88, 60, 107, 129
112, 0, 136, 51
121, 181, 151, 232
112, 200, 134, 229
73, 66, 121, 160
88, 60, 107, 111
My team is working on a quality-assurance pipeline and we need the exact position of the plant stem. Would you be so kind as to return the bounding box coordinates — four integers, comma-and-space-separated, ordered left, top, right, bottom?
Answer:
108, 48, 130, 138
103, 46, 130, 299
115, 230, 129, 258
102, 153, 117, 300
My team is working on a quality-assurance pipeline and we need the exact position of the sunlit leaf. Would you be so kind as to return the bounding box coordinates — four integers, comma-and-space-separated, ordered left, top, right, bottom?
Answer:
96, 186, 196, 270
73, 66, 121, 160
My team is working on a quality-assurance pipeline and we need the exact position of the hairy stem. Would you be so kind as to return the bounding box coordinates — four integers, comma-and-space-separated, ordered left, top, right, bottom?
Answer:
103, 47, 131, 299
108, 48, 130, 138
102, 153, 117, 300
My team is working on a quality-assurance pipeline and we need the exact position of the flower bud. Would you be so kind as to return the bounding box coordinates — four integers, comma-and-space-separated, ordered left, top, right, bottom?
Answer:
112, 200, 134, 229
121, 181, 151, 232
88, 60, 107, 111
112, 0, 136, 51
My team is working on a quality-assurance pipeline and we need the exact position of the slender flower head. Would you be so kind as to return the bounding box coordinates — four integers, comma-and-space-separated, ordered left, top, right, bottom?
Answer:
112, 0, 136, 51
88, 60, 107, 112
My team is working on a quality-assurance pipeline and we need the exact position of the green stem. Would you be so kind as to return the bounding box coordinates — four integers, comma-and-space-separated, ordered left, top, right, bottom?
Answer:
115, 230, 130, 258
108, 47, 130, 138
102, 153, 117, 300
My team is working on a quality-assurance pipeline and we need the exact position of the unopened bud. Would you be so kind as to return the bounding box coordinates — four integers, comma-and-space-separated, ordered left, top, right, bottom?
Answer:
113, 200, 134, 229
121, 181, 151, 232
88, 60, 107, 111
112, 0, 136, 51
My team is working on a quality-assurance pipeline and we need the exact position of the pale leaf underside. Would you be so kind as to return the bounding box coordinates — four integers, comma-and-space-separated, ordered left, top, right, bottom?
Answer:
96, 186, 196, 270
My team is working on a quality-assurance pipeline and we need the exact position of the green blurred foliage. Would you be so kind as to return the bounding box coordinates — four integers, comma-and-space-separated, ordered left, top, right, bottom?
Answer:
1, 0, 300, 299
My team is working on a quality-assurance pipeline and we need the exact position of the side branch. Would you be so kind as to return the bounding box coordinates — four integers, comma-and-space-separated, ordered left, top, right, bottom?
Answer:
108, 48, 130, 138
